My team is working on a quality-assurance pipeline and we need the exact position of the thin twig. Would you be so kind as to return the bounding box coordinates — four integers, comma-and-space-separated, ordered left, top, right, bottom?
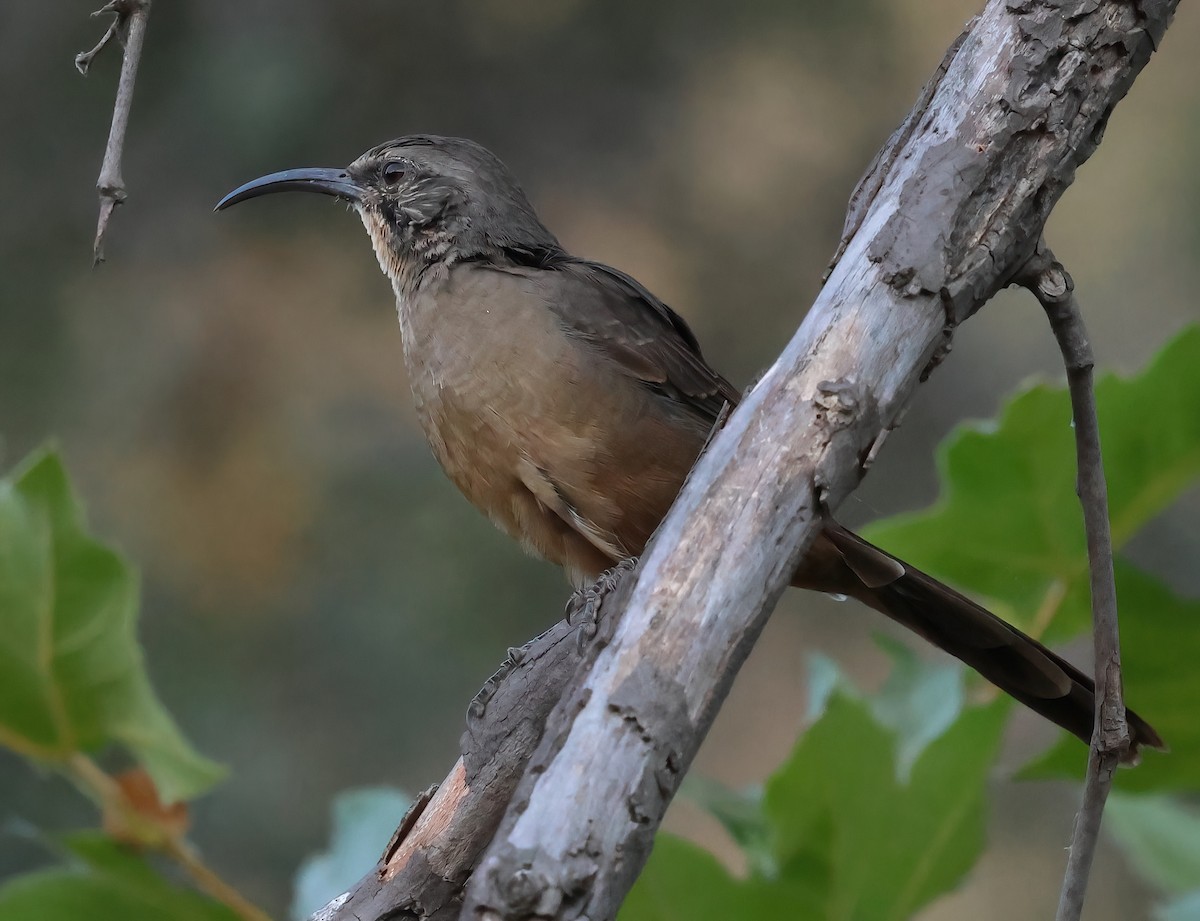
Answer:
74, 16, 120, 75
76, 0, 152, 265
1018, 242, 1131, 921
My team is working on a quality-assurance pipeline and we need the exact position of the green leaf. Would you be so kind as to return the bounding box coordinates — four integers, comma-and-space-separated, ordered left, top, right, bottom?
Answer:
864, 325, 1200, 642
1019, 561, 1199, 791
0, 447, 224, 801
1106, 793, 1200, 895
762, 693, 1007, 921
630, 658, 1005, 921
0, 832, 239, 921
291, 787, 410, 921
620, 834, 818, 921
806, 642, 969, 782
867, 637, 965, 782
677, 776, 774, 877
675, 645, 973, 891
804, 653, 848, 723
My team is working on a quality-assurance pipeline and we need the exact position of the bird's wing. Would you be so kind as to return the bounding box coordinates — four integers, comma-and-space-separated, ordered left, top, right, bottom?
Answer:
556, 259, 742, 423
494, 251, 741, 424
514, 456, 630, 562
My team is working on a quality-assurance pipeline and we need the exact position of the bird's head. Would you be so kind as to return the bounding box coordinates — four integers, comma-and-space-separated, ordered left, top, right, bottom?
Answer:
216, 135, 560, 295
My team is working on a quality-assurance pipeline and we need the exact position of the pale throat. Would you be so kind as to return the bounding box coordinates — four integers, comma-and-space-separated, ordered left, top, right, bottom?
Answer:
355, 207, 447, 385
357, 206, 455, 306
358, 207, 410, 297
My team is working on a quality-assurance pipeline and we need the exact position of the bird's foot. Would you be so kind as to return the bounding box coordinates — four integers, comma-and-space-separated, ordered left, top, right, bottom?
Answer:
467, 641, 531, 724
567, 557, 639, 653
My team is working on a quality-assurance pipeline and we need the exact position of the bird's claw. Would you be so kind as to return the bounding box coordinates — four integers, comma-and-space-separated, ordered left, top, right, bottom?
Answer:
567, 558, 639, 654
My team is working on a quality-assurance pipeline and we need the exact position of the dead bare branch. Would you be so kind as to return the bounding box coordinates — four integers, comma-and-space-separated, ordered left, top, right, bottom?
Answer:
1018, 242, 1130, 921
76, 0, 152, 265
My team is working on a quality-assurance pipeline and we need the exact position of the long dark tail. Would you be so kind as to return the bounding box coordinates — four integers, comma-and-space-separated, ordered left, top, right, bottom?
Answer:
819, 524, 1164, 761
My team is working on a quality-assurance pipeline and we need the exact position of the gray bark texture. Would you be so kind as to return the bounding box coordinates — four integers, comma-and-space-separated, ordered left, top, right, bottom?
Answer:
316, 1, 1178, 920
315, 620, 589, 921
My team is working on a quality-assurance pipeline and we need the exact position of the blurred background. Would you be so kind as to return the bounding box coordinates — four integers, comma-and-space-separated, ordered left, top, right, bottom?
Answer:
1, 1, 1197, 917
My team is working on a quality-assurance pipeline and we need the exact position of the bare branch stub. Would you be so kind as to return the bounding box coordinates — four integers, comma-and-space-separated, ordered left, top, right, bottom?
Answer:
1017, 243, 1131, 921
76, 0, 152, 265
74, 15, 120, 76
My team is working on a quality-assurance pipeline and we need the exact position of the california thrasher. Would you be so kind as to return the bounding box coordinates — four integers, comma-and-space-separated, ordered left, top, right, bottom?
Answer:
217, 134, 1161, 757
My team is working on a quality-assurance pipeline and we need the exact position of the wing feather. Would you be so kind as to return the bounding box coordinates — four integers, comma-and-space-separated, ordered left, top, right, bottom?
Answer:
494, 252, 741, 424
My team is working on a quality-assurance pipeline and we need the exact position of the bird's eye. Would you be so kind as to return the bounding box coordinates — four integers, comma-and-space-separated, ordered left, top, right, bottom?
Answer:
382, 161, 408, 186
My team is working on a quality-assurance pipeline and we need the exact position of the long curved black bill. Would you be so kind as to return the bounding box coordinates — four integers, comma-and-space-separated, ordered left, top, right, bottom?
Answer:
214, 168, 361, 212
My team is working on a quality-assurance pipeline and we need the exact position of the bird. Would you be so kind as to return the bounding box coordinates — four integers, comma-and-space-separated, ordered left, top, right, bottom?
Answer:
216, 134, 1162, 758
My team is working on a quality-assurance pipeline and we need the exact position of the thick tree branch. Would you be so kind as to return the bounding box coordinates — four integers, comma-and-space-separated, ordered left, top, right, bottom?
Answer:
313, 1, 1176, 919
465, 3, 1175, 921
1018, 243, 1130, 921
76, 0, 151, 265
317, 609, 612, 921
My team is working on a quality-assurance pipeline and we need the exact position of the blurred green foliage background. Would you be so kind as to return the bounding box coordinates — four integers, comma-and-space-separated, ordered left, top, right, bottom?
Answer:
1, 1, 1197, 917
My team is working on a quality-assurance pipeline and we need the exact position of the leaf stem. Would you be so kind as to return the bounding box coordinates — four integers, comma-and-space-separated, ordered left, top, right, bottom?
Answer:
0, 724, 64, 762
65, 751, 127, 807
63, 754, 272, 921
1029, 577, 1069, 641
162, 835, 274, 921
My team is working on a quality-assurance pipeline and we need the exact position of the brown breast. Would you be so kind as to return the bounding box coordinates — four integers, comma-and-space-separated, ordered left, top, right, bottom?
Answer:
394, 262, 709, 586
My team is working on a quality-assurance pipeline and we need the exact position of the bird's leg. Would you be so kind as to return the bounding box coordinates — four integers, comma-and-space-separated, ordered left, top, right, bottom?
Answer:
467, 630, 544, 725
567, 558, 639, 653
